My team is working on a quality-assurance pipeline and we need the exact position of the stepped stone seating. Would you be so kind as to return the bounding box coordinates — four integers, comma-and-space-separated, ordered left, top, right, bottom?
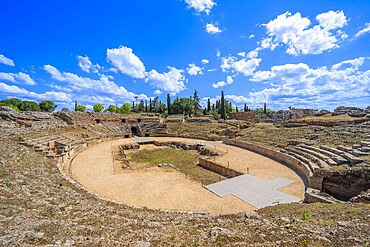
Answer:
301, 145, 348, 164
284, 146, 328, 170
280, 148, 319, 173
295, 145, 337, 166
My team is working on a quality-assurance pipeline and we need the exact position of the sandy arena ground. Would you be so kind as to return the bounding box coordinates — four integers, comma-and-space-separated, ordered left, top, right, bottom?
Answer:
69, 137, 305, 215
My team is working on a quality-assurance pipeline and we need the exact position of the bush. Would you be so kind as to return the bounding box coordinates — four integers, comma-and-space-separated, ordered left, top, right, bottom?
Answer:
18, 101, 40, 112
75, 105, 87, 112
39, 100, 57, 112
93, 103, 104, 112
0, 103, 20, 112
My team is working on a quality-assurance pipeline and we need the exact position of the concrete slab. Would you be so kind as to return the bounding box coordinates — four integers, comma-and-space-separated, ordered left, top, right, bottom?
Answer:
205, 174, 301, 209
134, 137, 154, 144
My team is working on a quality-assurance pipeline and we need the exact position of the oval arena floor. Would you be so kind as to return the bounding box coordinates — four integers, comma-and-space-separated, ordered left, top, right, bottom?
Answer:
69, 137, 305, 215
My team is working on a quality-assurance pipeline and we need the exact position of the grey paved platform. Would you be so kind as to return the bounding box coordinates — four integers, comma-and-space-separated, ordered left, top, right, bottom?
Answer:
134, 137, 154, 144
205, 174, 301, 209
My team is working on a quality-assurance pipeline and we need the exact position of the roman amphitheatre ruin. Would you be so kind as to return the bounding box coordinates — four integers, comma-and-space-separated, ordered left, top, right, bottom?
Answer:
1, 106, 369, 245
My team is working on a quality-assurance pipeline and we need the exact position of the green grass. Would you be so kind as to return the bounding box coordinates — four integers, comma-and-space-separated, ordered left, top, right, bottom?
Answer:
127, 147, 224, 185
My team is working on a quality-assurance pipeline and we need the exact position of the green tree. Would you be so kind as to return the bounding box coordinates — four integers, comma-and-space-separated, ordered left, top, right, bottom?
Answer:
0, 98, 22, 108
18, 101, 40, 111
193, 90, 201, 114
75, 104, 86, 112
93, 103, 104, 112
138, 100, 145, 112
74, 100, 78, 111
145, 100, 148, 112
167, 93, 171, 115
236, 106, 239, 113
149, 98, 152, 112
263, 102, 267, 114
120, 103, 131, 114
220, 91, 226, 120
61, 107, 69, 112
39, 100, 57, 112
244, 103, 247, 112
172, 97, 195, 116
107, 104, 117, 113
0, 103, 19, 112
207, 98, 211, 113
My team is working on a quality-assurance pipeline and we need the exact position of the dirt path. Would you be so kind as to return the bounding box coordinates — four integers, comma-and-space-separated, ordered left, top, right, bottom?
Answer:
70, 137, 305, 215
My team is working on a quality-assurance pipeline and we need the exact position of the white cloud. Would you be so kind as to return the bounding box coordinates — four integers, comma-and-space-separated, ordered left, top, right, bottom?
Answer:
249, 34, 255, 39
226, 75, 233, 84
187, 63, 203, 76
201, 59, 209, 64
262, 11, 348, 55
354, 23, 370, 39
248, 57, 370, 109
0, 54, 15, 66
106, 46, 146, 79
205, 23, 222, 34
212, 76, 233, 88
221, 56, 261, 76
0, 72, 36, 86
153, 90, 162, 95
184, 0, 216, 15
44, 65, 147, 100
316, 10, 348, 31
237, 52, 246, 57
216, 50, 221, 57
77, 55, 101, 73
331, 57, 367, 71
212, 81, 226, 88
0, 82, 71, 103
145, 66, 186, 94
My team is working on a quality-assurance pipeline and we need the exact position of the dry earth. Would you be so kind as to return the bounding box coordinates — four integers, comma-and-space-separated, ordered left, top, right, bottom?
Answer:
68, 137, 304, 215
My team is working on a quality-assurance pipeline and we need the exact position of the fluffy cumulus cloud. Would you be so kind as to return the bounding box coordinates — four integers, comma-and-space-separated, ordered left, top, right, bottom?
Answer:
205, 23, 222, 34
0, 82, 71, 103
212, 75, 233, 88
77, 55, 101, 73
187, 63, 203, 76
354, 23, 370, 39
0, 54, 15, 66
43, 65, 147, 101
248, 57, 370, 109
184, 0, 216, 15
262, 10, 348, 55
212, 81, 226, 88
145, 67, 186, 94
221, 56, 261, 76
106, 46, 146, 79
0, 72, 36, 86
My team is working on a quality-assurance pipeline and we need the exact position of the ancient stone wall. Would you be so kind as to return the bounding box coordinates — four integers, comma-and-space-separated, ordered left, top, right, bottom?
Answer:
228, 112, 259, 122
198, 158, 243, 178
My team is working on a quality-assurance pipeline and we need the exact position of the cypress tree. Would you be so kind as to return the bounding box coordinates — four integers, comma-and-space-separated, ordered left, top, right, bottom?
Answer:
167, 93, 171, 115
212, 104, 215, 111
220, 91, 226, 120
132, 101, 135, 109
244, 103, 247, 112
145, 100, 148, 112
149, 98, 152, 112
236, 106, 239, 112
207, 98, 211, 112
74, 100, 77, 112
263, 102, 267, 114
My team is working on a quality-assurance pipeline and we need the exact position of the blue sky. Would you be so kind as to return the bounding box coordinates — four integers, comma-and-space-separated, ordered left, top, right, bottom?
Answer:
0, 0, 370, 111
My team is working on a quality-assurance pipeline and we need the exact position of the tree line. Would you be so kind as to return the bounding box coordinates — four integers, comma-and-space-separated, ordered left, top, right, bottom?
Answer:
0, 98, 57, 112
1, 92, 273, 119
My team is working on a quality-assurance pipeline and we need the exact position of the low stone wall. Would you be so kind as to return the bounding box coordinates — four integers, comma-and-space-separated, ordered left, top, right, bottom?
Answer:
199, 158, 243, 178
223, 140, 323, 191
